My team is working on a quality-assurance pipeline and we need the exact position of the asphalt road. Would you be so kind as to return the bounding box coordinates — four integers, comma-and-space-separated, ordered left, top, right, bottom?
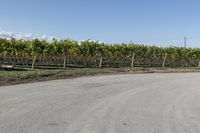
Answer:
1, 73, 200, 133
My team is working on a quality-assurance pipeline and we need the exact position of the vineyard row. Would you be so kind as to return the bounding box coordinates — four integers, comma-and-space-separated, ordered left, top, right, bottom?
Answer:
1, 38, 200, 68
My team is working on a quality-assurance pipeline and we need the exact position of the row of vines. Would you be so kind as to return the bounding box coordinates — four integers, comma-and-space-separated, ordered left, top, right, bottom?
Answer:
1, 38, 200, 68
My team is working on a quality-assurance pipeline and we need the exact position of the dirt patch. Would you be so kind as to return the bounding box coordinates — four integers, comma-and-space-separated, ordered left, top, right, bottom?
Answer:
1, 67, 200, 87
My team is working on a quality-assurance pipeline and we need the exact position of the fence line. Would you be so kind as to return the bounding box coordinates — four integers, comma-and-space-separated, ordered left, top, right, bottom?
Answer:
0, 55, 200, 68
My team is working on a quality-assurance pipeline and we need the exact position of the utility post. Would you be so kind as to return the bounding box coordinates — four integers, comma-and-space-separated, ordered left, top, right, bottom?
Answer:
184, 37, 187, 48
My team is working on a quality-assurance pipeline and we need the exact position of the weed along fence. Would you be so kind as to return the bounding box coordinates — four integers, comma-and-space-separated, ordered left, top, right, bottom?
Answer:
1, 38, 200, 69
1, 54, 200, 69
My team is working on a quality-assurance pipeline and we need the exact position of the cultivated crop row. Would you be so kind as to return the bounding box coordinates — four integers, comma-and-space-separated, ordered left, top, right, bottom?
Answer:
0, 38, 200, 68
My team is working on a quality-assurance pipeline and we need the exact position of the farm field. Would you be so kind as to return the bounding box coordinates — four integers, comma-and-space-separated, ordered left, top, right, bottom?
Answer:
1, 38, 200, 69
2, 38, 200, 86
1, 1, 200, 133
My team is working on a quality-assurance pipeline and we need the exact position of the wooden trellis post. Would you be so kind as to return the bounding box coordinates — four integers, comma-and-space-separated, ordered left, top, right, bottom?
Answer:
99, 57, 103, 68
63, 55, 67, 69
198, 61, 200, 68
31, 55, 37, 69
131, 53, 135, 68
0, 56, 2, 68
162, 53, 167, 68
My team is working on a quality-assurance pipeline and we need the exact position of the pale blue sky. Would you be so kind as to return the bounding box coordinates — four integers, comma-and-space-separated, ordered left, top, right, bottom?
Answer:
0, 0, 200, 47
